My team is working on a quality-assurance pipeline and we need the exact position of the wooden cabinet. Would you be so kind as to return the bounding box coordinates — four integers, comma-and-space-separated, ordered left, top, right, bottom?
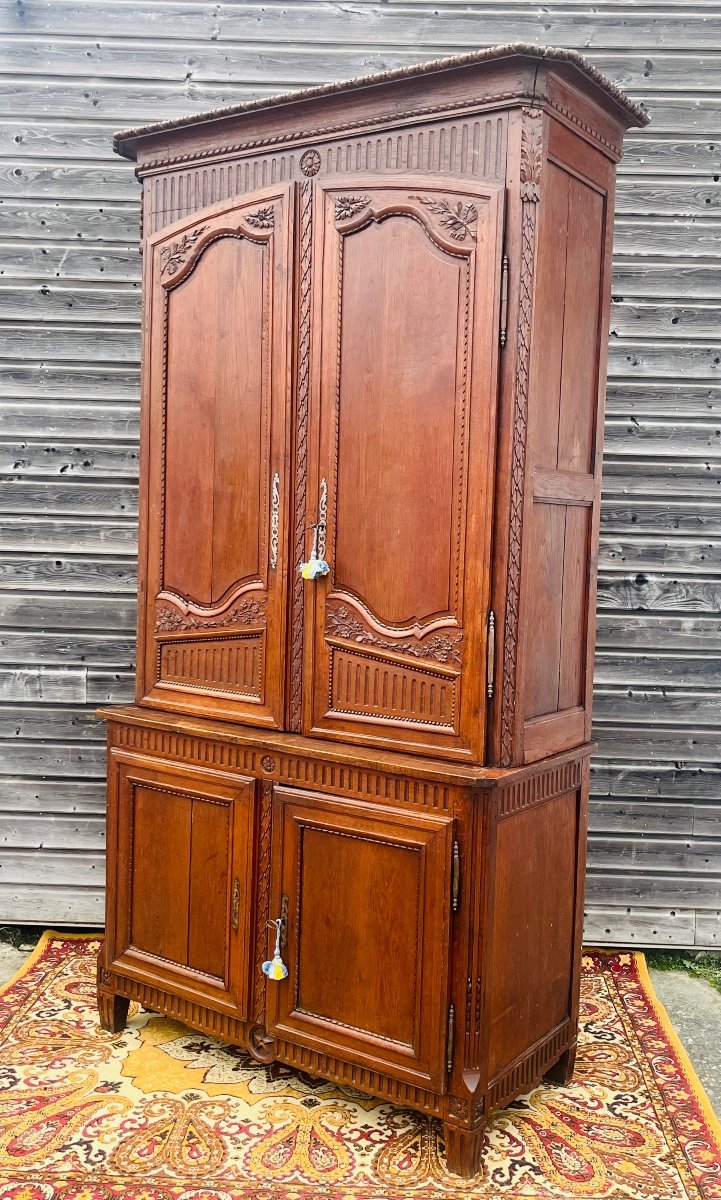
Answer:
99, 45, 645, 1177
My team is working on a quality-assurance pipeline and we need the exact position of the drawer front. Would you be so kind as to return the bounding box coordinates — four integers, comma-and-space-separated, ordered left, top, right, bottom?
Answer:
106, 750, 256, 1020
266, 786, 454, 1091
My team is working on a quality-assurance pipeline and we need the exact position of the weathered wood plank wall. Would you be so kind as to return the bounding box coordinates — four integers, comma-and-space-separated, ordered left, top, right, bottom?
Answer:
0, 0, 719, 945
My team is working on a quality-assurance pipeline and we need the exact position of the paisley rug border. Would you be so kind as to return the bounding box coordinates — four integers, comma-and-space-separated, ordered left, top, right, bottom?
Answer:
1, 932, 719, 1194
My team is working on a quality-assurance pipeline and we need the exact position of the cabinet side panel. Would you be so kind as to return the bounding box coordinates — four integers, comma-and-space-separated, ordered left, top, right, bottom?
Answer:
486, 789, 579, 1080
518, 126, 614, 763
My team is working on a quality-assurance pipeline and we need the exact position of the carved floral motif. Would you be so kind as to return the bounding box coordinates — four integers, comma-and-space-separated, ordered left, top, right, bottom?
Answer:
245, 205, 275, 229
412, 195, 478, 241
155, 597, 266, 634
333, 195, 370, 220
159, 225, 208, 276
300, 149, 321, 176
326, 605, 462, 666
520, 107, 543, 203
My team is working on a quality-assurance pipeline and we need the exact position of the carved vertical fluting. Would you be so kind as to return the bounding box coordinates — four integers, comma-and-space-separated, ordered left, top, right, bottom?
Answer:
289, 182, 313, 730
500, 108, 543, 767
253, 780, 273, 1023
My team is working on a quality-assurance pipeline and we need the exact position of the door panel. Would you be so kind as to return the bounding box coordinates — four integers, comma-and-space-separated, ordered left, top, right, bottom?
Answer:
302, 178, 504, 760
138, 184, 294, 727
108, 752, 256, 1019
266, 786, 454, 1090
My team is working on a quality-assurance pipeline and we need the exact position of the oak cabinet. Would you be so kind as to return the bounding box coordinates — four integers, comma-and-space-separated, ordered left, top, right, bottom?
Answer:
98, 44, 645, 1177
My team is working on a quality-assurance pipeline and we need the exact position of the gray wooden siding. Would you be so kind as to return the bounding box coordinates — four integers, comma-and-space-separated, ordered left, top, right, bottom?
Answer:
0, 0, 719, 945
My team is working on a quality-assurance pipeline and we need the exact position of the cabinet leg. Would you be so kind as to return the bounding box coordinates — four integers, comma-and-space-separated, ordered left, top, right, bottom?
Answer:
544, 1043, 577, 1086
98, 991, 130, 1033
443, 1123, 485, 1179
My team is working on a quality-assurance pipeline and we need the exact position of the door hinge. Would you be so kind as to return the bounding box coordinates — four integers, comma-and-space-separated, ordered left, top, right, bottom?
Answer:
499, 253, 509, 348
486, 610, 496, 700
451, 841, 461, 912
446, 1004, 455, 1075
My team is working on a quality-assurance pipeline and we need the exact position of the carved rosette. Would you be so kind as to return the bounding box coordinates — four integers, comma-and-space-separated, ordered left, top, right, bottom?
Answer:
500, 107, 543, 766
412, 195, 479, 242
155, 596, 266, 634
300, 148, 321, 177
159, 225, 208, 277
326, 604, 462, 666
333, 194, 370, 221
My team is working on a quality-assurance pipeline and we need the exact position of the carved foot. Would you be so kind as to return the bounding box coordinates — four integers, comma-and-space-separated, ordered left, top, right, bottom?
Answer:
544, 1043, 577, 1086
443, 1123, 485, 1179
98, 991, 130, 1033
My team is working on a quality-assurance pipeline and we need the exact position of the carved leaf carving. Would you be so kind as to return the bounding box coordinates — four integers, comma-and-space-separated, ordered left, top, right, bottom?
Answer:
155, 596, 266, 633
333, 194, 370, 220
520, 107, 543, 202
245, 205, 275, 229
326, 605, 462, 665
412, 195, 478, 241
159, 225, 208, 277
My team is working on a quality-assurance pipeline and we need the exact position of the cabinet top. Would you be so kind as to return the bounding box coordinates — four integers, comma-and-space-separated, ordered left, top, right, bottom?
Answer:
114, 42, 648, 163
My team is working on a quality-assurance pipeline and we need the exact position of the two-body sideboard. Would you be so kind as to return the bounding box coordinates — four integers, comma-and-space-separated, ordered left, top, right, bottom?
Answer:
98, 44, 646, 1177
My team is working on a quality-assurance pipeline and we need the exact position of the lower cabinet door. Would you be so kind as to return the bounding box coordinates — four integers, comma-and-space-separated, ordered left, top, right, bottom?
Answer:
107, 751, 256, 1019
266, 786, 454, 1091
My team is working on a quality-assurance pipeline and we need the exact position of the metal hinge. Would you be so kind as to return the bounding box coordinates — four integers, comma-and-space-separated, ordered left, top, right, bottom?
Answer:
499, 253, 509, 348
451, 841, 461, 913
446, 1004, 455, 1075
486, 610, 496, 700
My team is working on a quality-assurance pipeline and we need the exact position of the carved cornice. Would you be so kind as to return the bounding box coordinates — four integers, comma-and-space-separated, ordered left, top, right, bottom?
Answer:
326, 604, 462, 666
155, 596, 266, 633
116, 43, 646, 161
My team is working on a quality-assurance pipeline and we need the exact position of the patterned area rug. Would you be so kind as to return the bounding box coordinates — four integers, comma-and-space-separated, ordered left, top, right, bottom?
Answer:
0, 935, 719, 1199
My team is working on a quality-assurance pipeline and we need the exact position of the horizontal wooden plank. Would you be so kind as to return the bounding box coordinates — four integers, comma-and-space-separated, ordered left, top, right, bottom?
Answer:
597, 575, 721, 614
0, 777, 105, 813
0, 705, 103, 741
601, 458, 721, 497
604, 416, 721, 453
589, 799, 694, 835
589, 835, 721, 875
692, 808, 721, 838
0, 556, 136, 592
590, 763, 721, 802
594, 688, 721, 726
0, 742, 106, 776
86, 670, 135, 704
0, 241, 141, 281
610, 300, 721, 341
0, 882, 104, 924
598, 534, 720, 574
585, 872, 721, 909
0, 813, 106, 850
0, 438, 139, 477
0, 592, 136, 629
0, 847, 104, 884
613, 218, 721, 259
601, 500, 721, 537
584, 905, 696, 947
611, 263, 721, 302
0, 363, 140, 400
593, 724, 721, 762
594, 652, 720, 687
0, 631, 135, 667
0, 283, 140, 325
0, 666, 87, 702
0, 517, 137, 551
0, 480, 137, 517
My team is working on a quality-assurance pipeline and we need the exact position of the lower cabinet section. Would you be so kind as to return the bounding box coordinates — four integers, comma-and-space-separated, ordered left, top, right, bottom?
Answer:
266, 787, 454, 1091
98, 709, 590, 1179
105, 751, 256, 1020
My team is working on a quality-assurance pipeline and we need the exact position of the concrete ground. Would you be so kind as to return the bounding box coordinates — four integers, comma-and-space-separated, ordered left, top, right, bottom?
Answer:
0, 940, 718, 1119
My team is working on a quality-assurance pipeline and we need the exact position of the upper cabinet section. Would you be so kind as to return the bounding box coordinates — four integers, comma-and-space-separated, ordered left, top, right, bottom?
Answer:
301, 179, 504, 760
137, 185, 294, 727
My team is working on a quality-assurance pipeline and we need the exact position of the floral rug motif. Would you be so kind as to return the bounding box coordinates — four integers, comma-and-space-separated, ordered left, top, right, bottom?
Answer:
0, 935, 719, 1199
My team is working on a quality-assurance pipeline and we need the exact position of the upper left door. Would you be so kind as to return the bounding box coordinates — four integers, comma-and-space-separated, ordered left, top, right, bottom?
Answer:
137, 184, 295, 726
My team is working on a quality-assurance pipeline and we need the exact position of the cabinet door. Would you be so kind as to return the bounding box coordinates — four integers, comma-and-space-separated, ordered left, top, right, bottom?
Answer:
266, 786, 454, 1091
138, 184, 294, 726
301, 178, 504, 761
106, 752, 256, 1019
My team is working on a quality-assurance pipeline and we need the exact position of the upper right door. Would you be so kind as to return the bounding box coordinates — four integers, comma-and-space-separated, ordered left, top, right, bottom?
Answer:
302, 178, 504, 761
